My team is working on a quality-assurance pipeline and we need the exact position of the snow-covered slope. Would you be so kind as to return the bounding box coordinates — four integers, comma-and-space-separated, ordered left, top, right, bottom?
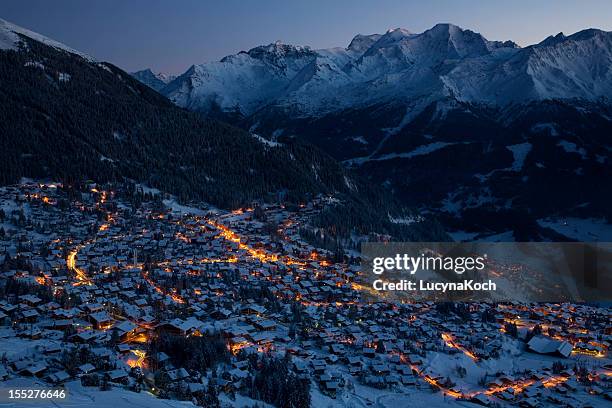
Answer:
0, 18, 93, 60
160, 23, 612, 117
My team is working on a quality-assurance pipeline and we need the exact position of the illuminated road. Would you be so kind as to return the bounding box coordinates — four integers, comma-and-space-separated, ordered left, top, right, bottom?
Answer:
441, 332, 478, 361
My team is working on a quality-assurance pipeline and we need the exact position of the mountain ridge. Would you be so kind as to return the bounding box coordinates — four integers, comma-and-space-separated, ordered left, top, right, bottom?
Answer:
130, 68, 176, 91
155, 23, 612, 119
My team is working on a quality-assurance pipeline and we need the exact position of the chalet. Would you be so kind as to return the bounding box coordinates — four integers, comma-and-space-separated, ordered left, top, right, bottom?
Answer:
21, 363, 48, 377
20, 294, 42, 306
89, 311, 113, 330
49, 319, 73, 330
527, 335, 573, 358
47, 370, 71, 384
107, 369, 129, 383
573, 342, 604, 357
20, 308, 40, 322
322, 380, 339, 395
72, 330, 99, 343
79, 363, 96, 374
241, 304, 266, 316
471, 394, 491, 406
167, 368, 190, 382
250, 332, 274, 345
113, 320, 138, 341
363, 347, 375, 358
42, 344, 62, 354
253, 319, 276, 331
156, 318, 200, 336
371, 363, 390, 376
228, 368, 249, 382
187, 382, 206, 394
0, 303, 17, 316
82, 303, 104, 313
312, 361, 326, 374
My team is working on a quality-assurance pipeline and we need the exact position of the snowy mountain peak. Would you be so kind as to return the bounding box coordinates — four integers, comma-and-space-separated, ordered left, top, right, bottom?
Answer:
132, 68, 175, 82
347, 33, 382, 54
367, 27, 414, 49
420, 23, 500, 56
130, 68, 176, 92
384, 27, 413, 36
156, 71, 177, 83
0, 18, 93, 60
572, 28, 606, 38
536, 28, 609, 49
430, 22, 461, 32
247, 41, 313, 58
538, 32, 567, 47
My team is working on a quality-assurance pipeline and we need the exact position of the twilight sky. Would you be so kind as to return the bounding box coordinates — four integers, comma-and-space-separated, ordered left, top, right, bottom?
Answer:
3, 0, 612, 74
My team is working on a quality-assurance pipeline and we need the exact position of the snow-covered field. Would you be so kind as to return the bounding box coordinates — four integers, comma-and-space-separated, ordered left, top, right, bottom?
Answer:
537, 217, 612, 241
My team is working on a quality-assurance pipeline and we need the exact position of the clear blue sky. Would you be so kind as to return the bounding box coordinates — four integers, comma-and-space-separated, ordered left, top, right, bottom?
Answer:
3, 0, 612, 73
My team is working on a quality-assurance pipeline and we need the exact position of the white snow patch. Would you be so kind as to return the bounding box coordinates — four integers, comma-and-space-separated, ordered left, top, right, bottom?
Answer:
271, 128, 284, 138
558, 140, 587, 159
351, 136, 369, 144
136, 183, 162, 196
506, 142, 532, 171
388, 214, 424, 225
440, 191, 462, 214
99, 155, 114, 163
311, 164, 320, 181
112, 131, 125, 141
24, 60, 45, 69
477, 143, 532, 180
252, 133, 281, 147
537, 217, 612, 241
363, 142, 455, 163
163, 199, 208, 216
343, 175, 357, 191
98, 63, 113, 73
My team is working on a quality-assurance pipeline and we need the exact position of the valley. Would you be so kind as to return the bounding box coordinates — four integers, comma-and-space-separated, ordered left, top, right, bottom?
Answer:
136, 24, 612, 239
